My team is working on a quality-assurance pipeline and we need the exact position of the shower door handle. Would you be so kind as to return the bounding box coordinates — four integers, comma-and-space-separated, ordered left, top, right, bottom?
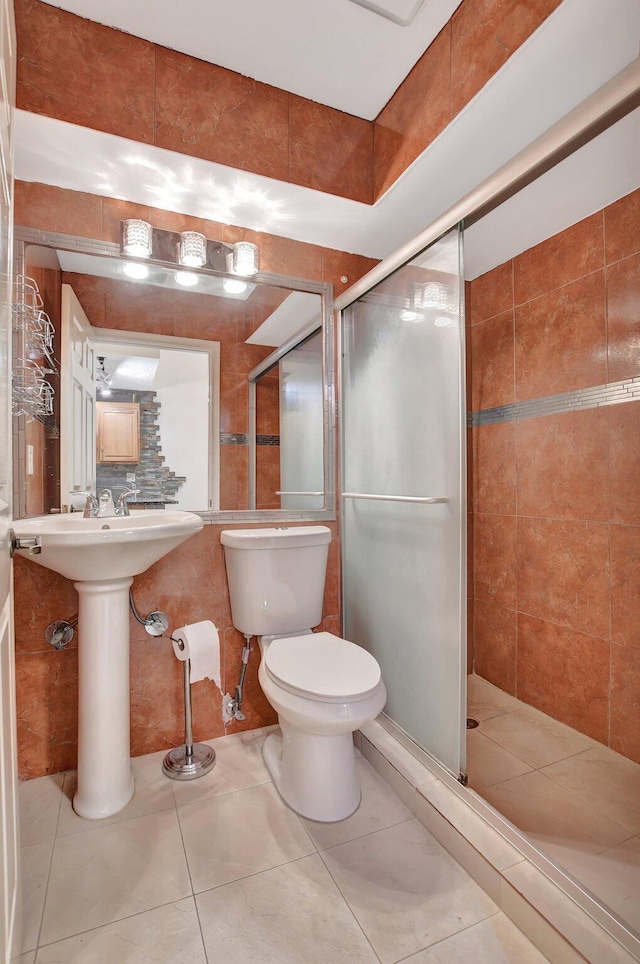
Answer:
275, 491, 324, 496
341, 492, 448, 504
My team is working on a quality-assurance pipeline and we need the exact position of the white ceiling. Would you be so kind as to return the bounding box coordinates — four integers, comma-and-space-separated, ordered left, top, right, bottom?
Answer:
38, 0, 462, 120
17, 0, 640, 284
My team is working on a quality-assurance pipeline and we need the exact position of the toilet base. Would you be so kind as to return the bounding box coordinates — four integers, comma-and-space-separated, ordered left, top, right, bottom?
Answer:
263, 723, 361, 822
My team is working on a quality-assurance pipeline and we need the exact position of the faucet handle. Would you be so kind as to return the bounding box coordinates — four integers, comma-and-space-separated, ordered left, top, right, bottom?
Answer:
115, 487, 140, 516
70, 489, 98, 517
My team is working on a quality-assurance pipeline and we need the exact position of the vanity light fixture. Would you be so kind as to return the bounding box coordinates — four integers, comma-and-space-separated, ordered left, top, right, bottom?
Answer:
123, 262, 150, 280
119, 221, 260, 289
179, 231, 207, 268
175, 270, 199, 287
122, 219, 153, 259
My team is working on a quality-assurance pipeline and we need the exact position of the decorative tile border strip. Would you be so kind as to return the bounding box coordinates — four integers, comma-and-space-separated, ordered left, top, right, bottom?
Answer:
469, 375, 640, 427
220, 433, 280, 446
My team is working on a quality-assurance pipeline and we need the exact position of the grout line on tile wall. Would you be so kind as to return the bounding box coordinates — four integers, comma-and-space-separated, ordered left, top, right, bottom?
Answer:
512, 264, 605, 312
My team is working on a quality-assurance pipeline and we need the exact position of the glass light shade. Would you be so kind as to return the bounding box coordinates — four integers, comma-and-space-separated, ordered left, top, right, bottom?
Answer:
232, 241, 259, 277
223, 278, 247, 295
179, 231, 207, 268
123, 262, 150, 280
122, 219, 153, 258
175, 270, 199, 287
415, 281, 452, 312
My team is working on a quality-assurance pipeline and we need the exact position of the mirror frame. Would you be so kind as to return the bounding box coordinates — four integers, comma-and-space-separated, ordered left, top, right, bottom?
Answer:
14, 226, 336, 523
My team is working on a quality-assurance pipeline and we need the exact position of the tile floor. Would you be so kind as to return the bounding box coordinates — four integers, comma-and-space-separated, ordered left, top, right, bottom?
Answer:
467, 674, 640, 936
19, 725, 549, 963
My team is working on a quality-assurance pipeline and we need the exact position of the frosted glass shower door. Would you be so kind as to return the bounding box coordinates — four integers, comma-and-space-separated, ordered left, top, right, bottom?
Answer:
341, 227, 466, 778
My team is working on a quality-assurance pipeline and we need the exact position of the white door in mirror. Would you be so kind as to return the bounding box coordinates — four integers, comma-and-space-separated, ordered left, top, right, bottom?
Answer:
61, 285, 97, 502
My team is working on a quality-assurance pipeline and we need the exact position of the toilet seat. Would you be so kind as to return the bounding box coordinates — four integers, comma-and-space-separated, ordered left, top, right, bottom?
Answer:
264, 631, 381, 703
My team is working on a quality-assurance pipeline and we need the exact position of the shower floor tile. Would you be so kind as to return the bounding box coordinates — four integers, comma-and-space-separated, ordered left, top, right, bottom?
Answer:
468, 673, 640, 937
19, 726, 549, 963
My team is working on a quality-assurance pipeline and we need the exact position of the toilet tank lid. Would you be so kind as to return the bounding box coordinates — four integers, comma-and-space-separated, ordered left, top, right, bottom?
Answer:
220, 526, 331, 549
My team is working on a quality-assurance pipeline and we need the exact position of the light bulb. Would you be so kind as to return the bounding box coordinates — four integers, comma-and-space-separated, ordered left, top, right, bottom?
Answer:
231, 241, 259, 277
122, 219, 152, 258
123, 262, 149, 280
223, 278, 247, 294
175, 271, 199, 287
179, 231, 207, 268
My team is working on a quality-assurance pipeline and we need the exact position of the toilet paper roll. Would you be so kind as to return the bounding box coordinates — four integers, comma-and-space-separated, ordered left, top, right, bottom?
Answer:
172, 620, 221, 688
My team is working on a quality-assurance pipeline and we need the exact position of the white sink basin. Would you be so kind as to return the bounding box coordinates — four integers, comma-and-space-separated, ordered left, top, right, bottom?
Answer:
12, 509, 204, 581
12, 508, 204, 821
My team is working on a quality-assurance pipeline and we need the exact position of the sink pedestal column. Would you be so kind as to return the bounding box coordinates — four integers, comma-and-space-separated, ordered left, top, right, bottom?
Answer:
73, 577, 135, 819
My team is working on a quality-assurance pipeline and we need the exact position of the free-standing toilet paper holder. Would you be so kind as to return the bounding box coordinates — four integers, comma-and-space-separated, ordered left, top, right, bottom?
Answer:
162, 639, 217, 780
129, 591, 216, 781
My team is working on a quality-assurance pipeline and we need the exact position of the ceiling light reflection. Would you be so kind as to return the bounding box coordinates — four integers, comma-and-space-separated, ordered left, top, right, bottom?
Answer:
123, 262, 150, 280
223, 278, 248, 295
175, 271, 199, 287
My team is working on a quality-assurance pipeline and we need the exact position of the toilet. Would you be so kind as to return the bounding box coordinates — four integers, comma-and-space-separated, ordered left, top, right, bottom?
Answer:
220, 526, 386, 822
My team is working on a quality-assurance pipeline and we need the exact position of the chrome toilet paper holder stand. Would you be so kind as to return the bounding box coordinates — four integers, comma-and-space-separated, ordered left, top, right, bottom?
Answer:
129, 590, 216, 781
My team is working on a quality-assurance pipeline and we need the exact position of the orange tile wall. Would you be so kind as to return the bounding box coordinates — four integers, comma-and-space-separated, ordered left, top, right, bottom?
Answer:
16, 0, 563, 207
373, 0, 563, 198
14, 182, 374, 778
15, 0, 373, 204
468, 187, 640, 763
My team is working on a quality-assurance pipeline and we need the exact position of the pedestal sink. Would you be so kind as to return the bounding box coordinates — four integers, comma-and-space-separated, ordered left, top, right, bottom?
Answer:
12, 510, 204, 819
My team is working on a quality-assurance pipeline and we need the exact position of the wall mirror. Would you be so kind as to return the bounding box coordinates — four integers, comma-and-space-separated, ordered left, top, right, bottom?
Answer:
12, 227, 335, 522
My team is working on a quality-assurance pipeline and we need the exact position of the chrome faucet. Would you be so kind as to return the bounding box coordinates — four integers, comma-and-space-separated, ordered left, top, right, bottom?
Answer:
72, 487, 140, 518
115, 488, 140, 517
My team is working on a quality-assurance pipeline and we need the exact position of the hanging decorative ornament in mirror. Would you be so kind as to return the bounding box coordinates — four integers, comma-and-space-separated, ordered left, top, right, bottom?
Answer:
12, 275, 57, 421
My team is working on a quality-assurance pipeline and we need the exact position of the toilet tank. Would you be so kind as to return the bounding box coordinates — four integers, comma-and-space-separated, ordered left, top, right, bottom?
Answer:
220, 526, 331, 636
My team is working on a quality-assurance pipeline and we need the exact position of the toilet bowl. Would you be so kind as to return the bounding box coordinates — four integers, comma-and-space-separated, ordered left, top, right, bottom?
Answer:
258, 631, 386, 821
220, 526, 386, 822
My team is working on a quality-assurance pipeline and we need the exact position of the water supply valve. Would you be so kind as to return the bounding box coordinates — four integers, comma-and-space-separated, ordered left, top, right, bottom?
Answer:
45, 619, 77, 650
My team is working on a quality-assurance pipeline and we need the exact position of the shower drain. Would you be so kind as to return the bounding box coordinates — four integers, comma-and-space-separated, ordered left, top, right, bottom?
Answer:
466, 718, 479, 729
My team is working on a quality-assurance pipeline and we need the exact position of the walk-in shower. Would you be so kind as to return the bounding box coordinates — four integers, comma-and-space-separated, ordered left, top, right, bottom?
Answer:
336, 55, 640, 954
